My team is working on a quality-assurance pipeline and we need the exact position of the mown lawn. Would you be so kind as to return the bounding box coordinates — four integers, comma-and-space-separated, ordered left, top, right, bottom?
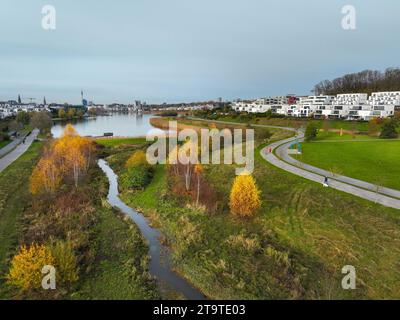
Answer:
108, 129, 400, 299
295, 140, 400, 190
0, 141, 43, 298
313, 131, 375, 141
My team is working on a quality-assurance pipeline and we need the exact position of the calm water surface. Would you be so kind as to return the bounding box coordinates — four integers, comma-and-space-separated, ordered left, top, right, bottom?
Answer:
52, 113, 161, 138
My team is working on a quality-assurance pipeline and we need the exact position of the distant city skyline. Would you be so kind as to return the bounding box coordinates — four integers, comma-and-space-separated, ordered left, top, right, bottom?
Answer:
1, 0, 399, 104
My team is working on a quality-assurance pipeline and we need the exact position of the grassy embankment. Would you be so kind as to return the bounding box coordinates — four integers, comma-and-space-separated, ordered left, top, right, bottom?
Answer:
0, 141, 43, 298
105, 118, 400, 299
0, 137, 158, 299
198, 114, 371, 132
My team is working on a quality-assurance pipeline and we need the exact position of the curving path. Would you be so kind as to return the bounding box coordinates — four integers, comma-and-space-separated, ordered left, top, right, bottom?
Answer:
0, 129, 39, 173
261, 130, 400, 210
187, 117, 400, 209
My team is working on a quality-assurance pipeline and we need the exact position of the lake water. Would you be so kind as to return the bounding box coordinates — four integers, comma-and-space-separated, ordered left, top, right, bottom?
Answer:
52, 113, 162, 138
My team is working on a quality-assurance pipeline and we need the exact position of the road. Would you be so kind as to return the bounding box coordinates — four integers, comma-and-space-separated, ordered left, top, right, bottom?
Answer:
187, 117, 400, 209
0, 129, 39, 173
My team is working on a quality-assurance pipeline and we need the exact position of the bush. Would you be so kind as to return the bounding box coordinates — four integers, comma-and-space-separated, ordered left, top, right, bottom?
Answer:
120, 166, 153, 190
7, 244, 55, 291
30, 111, 53, 134
380, 119, 398, 139
49, 240, 79, 285
304, 123, 319, 141
125, 150, 148, 169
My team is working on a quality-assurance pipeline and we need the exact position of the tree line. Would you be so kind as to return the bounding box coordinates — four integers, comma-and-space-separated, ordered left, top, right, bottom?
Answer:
313, 68, 400, 95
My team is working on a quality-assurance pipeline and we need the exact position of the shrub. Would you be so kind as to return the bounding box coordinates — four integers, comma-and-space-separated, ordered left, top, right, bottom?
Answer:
380, 119, 398, 139
49, 240, 79, 285
120, 166, 153, 190
125, 150, 148, 169
7, 244, 55, 291
304, 123, 319, 141
230, 174, 261, 218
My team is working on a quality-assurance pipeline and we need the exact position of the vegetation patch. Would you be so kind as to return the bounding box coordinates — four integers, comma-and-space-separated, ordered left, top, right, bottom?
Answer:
108, 120, 400, 299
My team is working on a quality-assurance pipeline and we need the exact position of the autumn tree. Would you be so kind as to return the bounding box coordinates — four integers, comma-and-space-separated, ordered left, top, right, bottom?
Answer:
58, 109, 67, 119
29, 124, 95, 193
230, 174, 261, 218
29, 156, 62, 195
368, 118, 381, 136
67, 108, 76, 119
16, 111, 30, 126
7, 244, 55, 291
30, 111, 53, 133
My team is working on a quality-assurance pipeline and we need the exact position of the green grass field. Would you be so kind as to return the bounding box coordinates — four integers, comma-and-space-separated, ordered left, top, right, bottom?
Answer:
313, 131, 375, 141
295, 139, 400, 190
107, 125, 400, 299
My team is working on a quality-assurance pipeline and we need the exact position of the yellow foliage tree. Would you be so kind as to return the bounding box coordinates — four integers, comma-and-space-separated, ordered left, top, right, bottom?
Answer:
61, 123, 79, 137
125, 150, 148, 169
229, 174, 261, 218
29, 124, 95, 193
29, 156, 62, 195
7, 244, 55, 291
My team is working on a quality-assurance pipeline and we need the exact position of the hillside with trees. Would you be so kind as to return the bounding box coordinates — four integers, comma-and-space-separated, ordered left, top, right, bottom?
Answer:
313, 68, 400, 95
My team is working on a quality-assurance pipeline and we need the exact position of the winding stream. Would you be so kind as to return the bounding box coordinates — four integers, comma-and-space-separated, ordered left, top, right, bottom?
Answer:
98, 159, 206, 300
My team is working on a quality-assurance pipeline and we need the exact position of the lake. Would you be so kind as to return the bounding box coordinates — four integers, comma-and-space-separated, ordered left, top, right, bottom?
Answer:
52, 113, 162, 138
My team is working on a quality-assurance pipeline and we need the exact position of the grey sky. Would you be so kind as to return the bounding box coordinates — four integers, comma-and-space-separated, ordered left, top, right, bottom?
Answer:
0, 0, 399, 104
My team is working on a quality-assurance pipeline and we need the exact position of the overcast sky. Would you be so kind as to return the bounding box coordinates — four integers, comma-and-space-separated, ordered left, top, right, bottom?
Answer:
0, 0, 399, 104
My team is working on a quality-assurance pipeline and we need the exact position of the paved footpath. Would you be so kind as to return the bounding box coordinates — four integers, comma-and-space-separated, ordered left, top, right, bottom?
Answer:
188, 117, 400, 210
261, 130, 400, 210
0, 129, 39, 173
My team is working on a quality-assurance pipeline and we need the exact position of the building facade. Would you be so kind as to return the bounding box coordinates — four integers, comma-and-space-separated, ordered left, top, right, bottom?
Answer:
231, 91, 400, 120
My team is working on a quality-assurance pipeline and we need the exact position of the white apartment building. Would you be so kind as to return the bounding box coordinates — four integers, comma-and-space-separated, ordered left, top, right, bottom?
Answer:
370, 91, 400, 106
230, 91, 399, 121
367, 92, 399, 119
297, 95, 335, 118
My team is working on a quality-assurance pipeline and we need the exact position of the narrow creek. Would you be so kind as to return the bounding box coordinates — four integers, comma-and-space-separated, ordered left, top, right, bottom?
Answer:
98, 159, 206, 300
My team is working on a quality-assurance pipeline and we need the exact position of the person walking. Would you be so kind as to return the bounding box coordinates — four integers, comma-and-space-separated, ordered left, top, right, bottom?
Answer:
323, 176, 329, 187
